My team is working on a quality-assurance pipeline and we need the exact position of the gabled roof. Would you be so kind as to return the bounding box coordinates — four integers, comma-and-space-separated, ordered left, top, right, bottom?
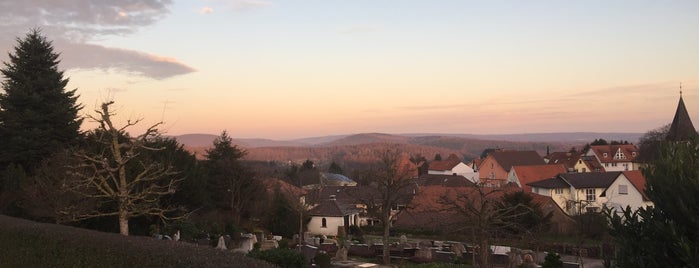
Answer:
428, 154, 462, 171
489, 150, 545, 171
559, 172, 622, 189
417, 174, 476, 187
546, 152, 582, 169
667, 94, 697, 141
527, 176, 570, 189
511, 164, 566, 193
308, 199, 356, 217
581, 155, 605, 172
623, 170, 650, 201
589, 145, 639, 163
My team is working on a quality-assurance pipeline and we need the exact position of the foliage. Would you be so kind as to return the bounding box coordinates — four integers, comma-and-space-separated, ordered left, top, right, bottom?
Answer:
573, 212, 607, 239
204, 131, 260, 225
266, 186, 299, 238
434, 153, 442, 161
542, 252, 563, 268
0, 29, 83, 172
313, 252, 331, 268
328, 161, 344, 175
590, 139, 609, 146
0, 214, 275, 268
637, 124, 670, 163
247, 248, 307, 268
497, 191, 552, 236
608, 137, 699, 266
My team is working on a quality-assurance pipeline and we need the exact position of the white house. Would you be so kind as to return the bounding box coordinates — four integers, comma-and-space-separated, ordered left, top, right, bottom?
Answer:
428, 154, 478, 183
585, 145, 640, 172
527, 171, 651, 215
307, 197, 360, 237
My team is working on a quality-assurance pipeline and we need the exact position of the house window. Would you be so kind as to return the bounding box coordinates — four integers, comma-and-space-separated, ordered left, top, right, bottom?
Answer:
555, 188, 563, 195
632, 152, 637, 157
321, 218, 327, 228
614, 148, 626, 160
586, 189, 596, 202
619, 185, 628, 195
605, 163, 609, 167
490, 163, 494, 169
603, 153, 608, 158
489, 172, 494, 180
582, 168, 587, 172
612, 162, 617, 167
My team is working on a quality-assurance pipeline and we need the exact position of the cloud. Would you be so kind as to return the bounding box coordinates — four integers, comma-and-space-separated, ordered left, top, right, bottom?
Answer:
229, 0, 273, 11
200, 7, 215, 14
57, 42, 196, 79
0, 0, 196, 79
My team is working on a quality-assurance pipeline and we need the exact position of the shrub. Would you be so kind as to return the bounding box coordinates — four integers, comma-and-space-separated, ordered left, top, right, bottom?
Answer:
248, 248, 307, 268
313, 252, 331, 268
542, 252, 563, 268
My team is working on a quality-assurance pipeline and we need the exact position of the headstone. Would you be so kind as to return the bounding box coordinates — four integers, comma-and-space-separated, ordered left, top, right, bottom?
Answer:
293, 234, 300, 244
313, 237, 321, 245
399, 235, 408, 244
273, 235, 282, 241
260, 240, 279, 251
216, 236, 228, 250
451, 242, 465, 258
173, 230, 180, 242
335, 246, 348, 261
163, 235, 172, 240
414, 247, 433, 261
301, 244, 319, 265
232, 237, 254, 253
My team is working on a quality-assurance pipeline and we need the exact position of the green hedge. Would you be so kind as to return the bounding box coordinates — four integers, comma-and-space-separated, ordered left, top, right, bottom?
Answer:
0, 215, 275, 268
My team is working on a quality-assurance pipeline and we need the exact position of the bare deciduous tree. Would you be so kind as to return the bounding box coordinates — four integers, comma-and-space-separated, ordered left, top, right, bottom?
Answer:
68, 101, 182, 235
360, 148, 417, 265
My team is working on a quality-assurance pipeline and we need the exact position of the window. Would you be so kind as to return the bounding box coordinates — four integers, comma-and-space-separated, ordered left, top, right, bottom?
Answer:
603, 153, 608, 158
490, 163, 494, 169
586, 189, 596, 202
321, 218, 327, 228
582, 168, 587, 172
555, 188, 563, 195
489, 172, 494, 180
612, 162, 617, 167
619, 185, 628, 195
605, 163, 609, 167
614, 148, 626, 160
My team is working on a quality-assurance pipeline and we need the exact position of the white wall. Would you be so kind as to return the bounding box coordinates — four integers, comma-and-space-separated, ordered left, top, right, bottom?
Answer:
307, 216, 344, 236
429, 163, 478, 183
604, 174, 652, 212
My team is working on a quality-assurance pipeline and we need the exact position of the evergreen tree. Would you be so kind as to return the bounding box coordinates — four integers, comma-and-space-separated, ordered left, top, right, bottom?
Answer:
0, 29, 83, 171
607, 137, 699, 266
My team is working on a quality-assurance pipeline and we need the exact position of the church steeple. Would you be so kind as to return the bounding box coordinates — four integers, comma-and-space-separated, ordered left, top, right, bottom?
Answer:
667, 87, 697, 141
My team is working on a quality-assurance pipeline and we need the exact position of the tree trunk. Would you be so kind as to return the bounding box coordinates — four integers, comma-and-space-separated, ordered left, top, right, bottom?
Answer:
118, 205, 129, 236
478, 233, 489, 268
382, 212, 391, 265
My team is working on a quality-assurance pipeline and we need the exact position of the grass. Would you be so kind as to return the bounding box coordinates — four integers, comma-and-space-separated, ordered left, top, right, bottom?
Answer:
0, 215, 275, 268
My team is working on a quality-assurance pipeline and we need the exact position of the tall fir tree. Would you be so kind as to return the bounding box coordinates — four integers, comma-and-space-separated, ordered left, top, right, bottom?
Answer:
0, 29, 83, 172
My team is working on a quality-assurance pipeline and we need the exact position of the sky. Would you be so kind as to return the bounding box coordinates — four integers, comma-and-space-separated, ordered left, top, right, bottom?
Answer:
0, 1, 698, 140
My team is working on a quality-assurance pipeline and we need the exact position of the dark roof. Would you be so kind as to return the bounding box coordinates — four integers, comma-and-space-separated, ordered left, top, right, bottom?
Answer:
559, 172, 621, 189
428, 154, 463, 171
527, 177, 570, 189
546, 152, 582, 169
308, 199, 356, 217
417, 174, 476, 187
667, 94, 697, 141
491, 150, 545, 171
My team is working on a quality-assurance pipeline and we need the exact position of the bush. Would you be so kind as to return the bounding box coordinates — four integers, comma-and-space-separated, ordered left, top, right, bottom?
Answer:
313, 252, 331, 268
248, 248, 307, 268
542, 252, 563, 268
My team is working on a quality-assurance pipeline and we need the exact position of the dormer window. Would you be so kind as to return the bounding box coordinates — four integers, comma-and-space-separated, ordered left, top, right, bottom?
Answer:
632, 152, 637, 157
614, 148, 626, 160
603, 153, 608, 158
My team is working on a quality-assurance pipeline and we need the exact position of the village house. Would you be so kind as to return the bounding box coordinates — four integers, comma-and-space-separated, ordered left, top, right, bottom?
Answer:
506, 164, 567, 193
545, 152, 603, 173
427, 154, 478, 183
585, 144, 640, 172
307, 196, 361, 237
527, 171, 651, 215
478, 150, 545, 187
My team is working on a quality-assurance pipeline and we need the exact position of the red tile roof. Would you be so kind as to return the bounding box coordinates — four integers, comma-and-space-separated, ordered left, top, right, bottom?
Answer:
511, 164, 566, 193
546, 152, 582, 169
428, 155, 462, 171
623, 170, 649, 201
590, 145, 639, 163
489, 150, 545, 172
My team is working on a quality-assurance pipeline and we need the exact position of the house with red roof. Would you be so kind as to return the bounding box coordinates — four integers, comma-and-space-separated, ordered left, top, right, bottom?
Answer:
427, 154, 478, 183
478, 150, 545, 187
506, 164, 567, 193
585, 144, 640, 172
528, 171, 651, 215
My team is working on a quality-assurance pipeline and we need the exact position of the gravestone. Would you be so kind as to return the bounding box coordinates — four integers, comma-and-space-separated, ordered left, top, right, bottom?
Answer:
399, 235, 408, 244
173, 230, 180, 242
414, 247, 433, 261
293, 234, 300, 244
335, 246, 348, 261
216, 236, 227, 250
451, 242, 465, 258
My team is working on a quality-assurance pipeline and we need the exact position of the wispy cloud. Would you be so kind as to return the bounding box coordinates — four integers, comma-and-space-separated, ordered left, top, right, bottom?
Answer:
0, 0, 196, 80
205, 0, 273, 12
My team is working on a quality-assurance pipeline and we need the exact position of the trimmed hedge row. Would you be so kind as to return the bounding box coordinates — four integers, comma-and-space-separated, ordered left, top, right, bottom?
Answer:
0, 215, 275, 268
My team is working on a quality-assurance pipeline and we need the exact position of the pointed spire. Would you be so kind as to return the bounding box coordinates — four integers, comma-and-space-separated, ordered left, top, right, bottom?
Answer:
667, 87, 697, 141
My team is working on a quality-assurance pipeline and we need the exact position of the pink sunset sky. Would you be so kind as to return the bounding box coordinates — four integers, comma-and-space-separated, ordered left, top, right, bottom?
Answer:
0, 1, 697, 139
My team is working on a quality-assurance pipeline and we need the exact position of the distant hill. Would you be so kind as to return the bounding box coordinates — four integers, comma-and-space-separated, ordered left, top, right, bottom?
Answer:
175, 132, 641, 163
